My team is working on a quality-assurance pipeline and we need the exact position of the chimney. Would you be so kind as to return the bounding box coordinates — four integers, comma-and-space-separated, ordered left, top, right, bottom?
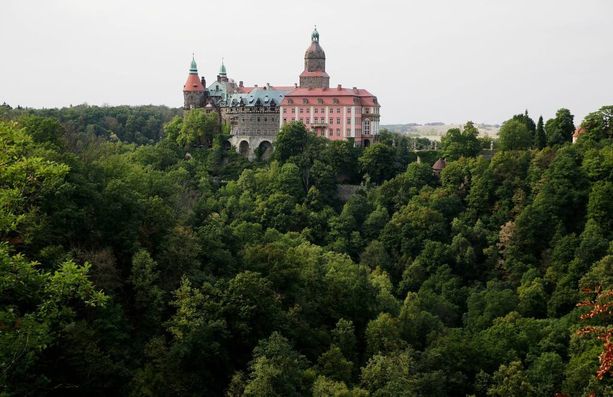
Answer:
294, 83, 298, 88
337, 84, 342, 90
254, 84, 258, 88
239, 80, 244, 87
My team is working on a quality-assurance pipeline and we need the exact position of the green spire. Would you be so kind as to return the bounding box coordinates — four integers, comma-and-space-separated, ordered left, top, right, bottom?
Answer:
189, 54, 198, 74
311, 25, 319, 42
219, 58, 227, 75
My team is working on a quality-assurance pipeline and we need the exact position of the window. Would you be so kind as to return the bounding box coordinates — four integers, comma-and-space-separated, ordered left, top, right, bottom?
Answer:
300, 108, 304, 113
365, 108, 369, 114
283, 108, 286, 113
317, 98, 323, 104
337, 118, 341, 124
329, 118, 333, 124
347, 118, 351, 124
336, 128, 340, 136
291, 108, 295, 113
288, 99, 294, 104
329, 129, 333, 136
363, 119, 371, 135
333, 98, 339, 104
315, 108, 318, 113
302, 98, 308, 104
336, 108, 341, 113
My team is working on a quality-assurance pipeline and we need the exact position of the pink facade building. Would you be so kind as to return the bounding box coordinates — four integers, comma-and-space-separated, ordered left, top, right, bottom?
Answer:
182, 28, 381, 156
280, 28, 381, 146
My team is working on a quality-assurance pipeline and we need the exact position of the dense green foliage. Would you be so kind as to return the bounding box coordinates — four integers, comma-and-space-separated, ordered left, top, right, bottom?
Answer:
1, 104, 611, 396
0, 103, 181, 145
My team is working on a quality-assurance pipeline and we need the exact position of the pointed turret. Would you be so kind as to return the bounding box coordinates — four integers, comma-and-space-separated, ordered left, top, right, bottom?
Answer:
217, 58, 228, 82
183, 55, 205, 109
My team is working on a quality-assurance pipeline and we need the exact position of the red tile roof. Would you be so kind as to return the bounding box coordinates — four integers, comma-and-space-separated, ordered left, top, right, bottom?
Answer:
572, 126, 586, 138
299, 70, 330, 78
183, 74, 204, 92
432, 158, 447, 171
281, 87, 379, 107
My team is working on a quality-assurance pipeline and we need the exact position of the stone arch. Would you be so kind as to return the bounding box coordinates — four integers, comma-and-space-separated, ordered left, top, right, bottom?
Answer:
239, 140, 250, 157
222, 140, 231, 151
363, 139, 371, 148
258, 140, 274, 161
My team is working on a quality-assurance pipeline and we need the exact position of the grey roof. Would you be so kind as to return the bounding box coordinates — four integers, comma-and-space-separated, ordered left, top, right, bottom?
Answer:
227, 86, 287, 107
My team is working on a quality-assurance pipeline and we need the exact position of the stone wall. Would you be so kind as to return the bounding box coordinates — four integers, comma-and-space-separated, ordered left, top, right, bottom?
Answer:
299, 75, 330, 89
222, 106, 280, 160
183, 91, 205, 109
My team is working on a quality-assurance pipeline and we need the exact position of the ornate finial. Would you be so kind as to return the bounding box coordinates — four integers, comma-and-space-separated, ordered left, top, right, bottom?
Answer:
311, 25, 319, 42
219, 57, 227, 75
189, 54, 198, 73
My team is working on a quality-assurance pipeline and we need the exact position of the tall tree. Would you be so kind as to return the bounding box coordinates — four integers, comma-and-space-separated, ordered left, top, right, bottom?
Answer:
498, 118, 533, 150
545, 108, 575, 146
440, 121, 481, 160
534, 115, 546, 149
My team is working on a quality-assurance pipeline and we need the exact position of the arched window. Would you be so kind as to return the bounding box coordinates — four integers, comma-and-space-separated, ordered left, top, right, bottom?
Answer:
363, 119, 371, 135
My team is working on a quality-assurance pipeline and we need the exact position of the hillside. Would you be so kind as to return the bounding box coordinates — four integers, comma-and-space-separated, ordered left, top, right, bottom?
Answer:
1, 105, 612, 396
382, 122, 501, 141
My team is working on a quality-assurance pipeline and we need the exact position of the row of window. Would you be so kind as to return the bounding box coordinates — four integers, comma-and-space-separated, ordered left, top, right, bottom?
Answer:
282, 117, 353, 125
284, 107, 348, 114
286, 97, 369, 105
282, 107, 379, 115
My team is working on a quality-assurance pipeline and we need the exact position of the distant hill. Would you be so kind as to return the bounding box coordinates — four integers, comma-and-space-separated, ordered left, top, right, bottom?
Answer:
382, 122, 500, 141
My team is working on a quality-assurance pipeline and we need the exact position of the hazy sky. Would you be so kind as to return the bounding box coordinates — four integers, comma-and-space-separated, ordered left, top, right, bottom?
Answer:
1, 0, 611, 124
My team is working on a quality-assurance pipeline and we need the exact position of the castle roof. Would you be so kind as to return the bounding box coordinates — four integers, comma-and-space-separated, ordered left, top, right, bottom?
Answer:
432, 158, 447, 171
282, 87, 379, 107
572, 126, 586, 138
184, 74, 204, 92
305, 41, 326, 59
184, 56, 205, 92
227, 86, 289, 107
299, 70, 330, 78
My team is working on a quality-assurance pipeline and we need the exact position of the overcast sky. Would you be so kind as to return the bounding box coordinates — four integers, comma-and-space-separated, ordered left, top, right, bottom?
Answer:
1, 0, 611, 124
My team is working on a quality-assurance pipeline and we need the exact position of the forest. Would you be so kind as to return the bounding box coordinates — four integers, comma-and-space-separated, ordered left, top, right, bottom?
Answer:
0, 103, 611, 396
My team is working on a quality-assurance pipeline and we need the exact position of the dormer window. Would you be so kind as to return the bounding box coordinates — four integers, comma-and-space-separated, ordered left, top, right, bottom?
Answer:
317, 98, 323, 104
302, 98, 309, 104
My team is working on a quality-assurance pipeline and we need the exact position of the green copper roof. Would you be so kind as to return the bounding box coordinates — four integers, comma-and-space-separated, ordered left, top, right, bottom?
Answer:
311, 26, 319, 42
189, 56, 198, 74
219, 59, 227, 75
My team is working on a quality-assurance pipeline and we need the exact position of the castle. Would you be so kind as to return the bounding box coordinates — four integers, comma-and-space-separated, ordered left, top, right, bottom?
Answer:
183, 28, 381, 159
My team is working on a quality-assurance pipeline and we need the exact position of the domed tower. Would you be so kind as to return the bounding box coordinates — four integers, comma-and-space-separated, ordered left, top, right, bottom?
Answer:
183, 56, 205, 109
299, 27, 330, 89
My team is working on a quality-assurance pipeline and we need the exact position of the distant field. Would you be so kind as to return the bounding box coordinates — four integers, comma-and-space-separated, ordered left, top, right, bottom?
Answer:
382, 123, 500, 141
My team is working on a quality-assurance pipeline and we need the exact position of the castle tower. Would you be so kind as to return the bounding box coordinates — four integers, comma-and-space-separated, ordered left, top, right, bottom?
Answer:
183, 56, 205, 109
299, 27, 330, 89
217, 59, 228, 82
